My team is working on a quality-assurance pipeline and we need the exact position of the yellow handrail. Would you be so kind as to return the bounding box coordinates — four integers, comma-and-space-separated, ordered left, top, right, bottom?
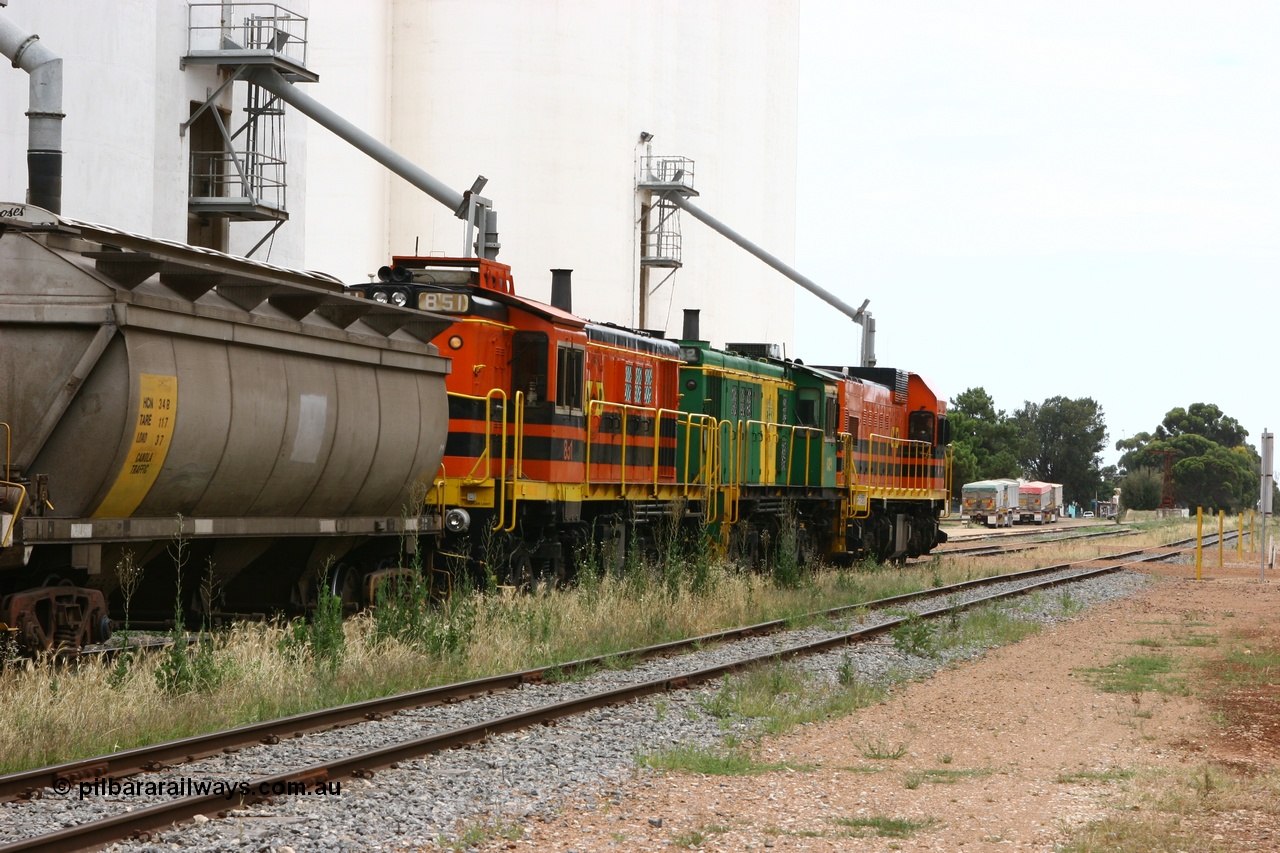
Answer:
718, 420, 739, 525
2, 422, 11, 482
1, 480, 25, 549
941, 444, 954, 517
501, 391, 526, 532
864, 433, 937, 496
585, 400, 684, 493
439, 390, 513, 532
677, 412, 717, 496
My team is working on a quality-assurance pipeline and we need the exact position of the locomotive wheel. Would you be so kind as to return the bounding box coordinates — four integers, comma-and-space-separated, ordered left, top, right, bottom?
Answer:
502, 548, 533, 591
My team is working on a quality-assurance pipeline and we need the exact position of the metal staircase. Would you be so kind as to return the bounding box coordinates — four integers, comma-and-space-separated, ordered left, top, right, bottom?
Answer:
181, 3, 318, 253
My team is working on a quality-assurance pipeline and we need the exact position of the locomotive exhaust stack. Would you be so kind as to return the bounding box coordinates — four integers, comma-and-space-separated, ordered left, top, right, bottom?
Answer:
0, 11, 63, 213
550, 269, 573, 313
682, 309, 701, 342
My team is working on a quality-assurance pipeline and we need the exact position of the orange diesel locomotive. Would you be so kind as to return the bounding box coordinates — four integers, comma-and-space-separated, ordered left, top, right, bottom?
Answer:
351, 256, 951, 590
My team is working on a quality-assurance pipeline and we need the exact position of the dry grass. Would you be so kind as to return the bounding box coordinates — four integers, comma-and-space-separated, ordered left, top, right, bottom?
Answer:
1055, 562, 1280, 852
1058, 761, 1280, 853
0, 518, 1208, 775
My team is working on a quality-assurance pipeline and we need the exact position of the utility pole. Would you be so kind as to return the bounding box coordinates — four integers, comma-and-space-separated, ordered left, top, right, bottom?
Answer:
1261, 430, 1273, 582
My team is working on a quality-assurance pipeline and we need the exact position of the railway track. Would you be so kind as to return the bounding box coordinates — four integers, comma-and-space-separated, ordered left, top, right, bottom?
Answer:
0, 534, 1211, 852
932, 526, 1138, 557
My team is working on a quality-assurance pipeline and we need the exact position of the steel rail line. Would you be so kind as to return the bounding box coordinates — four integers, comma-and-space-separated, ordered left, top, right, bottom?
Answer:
0, 542, 1195, 853
0, 533, 1211, 806
934, 527, 1139, 555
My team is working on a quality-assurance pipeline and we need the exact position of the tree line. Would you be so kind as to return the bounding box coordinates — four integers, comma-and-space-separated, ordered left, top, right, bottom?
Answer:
947, 392, 1262, 514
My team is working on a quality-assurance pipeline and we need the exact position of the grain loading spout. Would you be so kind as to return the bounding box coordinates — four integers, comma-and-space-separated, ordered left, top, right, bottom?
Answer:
246, 67, 499, 259
655, 188, 876, 367
0, 8, 64, 214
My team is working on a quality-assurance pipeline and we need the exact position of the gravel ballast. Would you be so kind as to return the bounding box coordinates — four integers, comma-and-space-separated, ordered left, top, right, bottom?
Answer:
1, 567, 1151, 851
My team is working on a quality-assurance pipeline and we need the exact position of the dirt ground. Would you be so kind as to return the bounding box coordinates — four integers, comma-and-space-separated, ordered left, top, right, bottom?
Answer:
483, 552, 1280, 852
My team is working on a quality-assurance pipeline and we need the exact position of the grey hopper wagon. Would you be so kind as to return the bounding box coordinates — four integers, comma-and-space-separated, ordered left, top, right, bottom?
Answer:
0, 203, 452, 652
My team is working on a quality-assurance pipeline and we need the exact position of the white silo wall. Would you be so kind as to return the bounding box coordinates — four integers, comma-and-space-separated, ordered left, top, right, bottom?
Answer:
0, 0, 798, 348
303, 0, 799, 348
0, 0, 311, 265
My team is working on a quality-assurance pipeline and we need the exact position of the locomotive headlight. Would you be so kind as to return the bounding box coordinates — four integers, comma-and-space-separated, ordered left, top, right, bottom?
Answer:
444, 508, 471, 533
391, 290, 409, 307
372, 290, 390, 303
448, 335, 464, 350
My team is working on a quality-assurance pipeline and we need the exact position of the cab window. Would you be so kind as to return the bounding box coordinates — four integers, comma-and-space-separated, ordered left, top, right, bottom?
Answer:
555, 345, 585, 410
512, 331, 548, 407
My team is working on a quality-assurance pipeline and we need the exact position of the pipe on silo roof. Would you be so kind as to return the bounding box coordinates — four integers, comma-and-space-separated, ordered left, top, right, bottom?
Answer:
0, 13, 63, 213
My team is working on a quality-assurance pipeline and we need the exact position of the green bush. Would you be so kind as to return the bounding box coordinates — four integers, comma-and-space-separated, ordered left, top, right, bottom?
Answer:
1120, 467, 1164, 511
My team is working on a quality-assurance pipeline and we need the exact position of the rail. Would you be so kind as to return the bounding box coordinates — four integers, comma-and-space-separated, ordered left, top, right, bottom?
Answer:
0, 537, 1208, 847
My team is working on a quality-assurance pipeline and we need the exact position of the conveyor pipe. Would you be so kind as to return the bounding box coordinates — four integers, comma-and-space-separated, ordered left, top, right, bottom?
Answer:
249, 67, 500, 258
249, 68, 465, 213
663, 191, 875, 366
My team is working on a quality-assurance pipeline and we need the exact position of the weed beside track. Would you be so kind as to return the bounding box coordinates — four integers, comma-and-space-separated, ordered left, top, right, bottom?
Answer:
0, 519, 1208, 775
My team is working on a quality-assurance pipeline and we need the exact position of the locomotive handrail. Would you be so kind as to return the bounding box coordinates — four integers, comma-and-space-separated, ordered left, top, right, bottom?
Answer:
741, 418, 785, 487
866, 432, 936, 497
718, 420, 739, 525
781, 423, 822, 488
448, 389, 510, 485
0, 480, 25, 549
650, 409, 670, 496
677, 411, 718, 498
501, 391, 526, 533
702, 417, 722, 524
0, 423, 22, 549
431, 461, 448, 518
838, 432, 870, 521
583, 400, 687, 497
941, 444, 954, 517
439, 390, 512, 531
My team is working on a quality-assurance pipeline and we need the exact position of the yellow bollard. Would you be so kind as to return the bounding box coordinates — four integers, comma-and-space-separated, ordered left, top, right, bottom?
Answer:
1196, 507, 1203, 581
1219, 510, 1224, 568
1239, 512, 1244, 560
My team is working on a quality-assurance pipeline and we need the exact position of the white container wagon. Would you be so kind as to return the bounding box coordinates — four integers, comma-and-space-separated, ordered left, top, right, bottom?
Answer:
1017, 481, 1064, 524
961, 479, 1019, 528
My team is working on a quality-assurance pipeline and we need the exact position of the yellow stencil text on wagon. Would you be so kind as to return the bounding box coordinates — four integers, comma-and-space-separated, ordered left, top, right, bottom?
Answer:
94, 373, 178, 518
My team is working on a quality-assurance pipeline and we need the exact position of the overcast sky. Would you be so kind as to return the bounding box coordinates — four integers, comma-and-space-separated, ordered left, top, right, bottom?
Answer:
793, 1, 1280, 467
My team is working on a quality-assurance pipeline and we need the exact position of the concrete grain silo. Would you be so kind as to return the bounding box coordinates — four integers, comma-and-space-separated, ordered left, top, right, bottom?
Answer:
303, 0, 800, 348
